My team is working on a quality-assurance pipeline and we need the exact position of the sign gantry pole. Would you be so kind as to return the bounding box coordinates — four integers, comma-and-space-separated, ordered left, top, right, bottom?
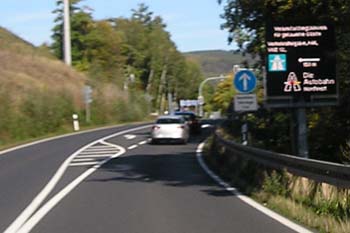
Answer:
233, 66, 258, 145
63, 0, 72, 66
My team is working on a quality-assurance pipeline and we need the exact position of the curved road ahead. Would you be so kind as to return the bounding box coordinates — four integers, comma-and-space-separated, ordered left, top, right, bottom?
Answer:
0, 123, 307, 233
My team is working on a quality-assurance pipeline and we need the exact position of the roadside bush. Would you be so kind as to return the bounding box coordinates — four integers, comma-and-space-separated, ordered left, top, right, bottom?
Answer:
12, 91, 74, 139
89, 83, 150, 125
262, 170, 290, 197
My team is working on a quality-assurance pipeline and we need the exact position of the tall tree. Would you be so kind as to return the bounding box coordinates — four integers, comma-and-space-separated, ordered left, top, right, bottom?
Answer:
85, 20, 125, 82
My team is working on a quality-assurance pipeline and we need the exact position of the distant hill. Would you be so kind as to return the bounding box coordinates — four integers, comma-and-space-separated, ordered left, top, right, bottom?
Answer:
184, 50, 255, 77
0, 27, 53, 58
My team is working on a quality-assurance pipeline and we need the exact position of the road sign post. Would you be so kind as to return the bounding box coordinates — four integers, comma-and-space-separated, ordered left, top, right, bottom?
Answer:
84, 86, 93, 123
233, 69, 258, 145
265, 22, 336, 157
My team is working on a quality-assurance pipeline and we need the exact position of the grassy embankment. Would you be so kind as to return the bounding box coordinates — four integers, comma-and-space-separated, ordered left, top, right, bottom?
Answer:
203, 131, 350, 233
0, 27, 150, 149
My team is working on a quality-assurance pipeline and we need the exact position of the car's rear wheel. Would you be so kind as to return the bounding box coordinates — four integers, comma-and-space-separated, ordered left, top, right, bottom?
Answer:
150, 139, 158, 144
180, 137, 188, 145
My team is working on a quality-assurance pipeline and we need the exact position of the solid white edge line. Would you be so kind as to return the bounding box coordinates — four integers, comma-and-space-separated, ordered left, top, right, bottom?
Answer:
17, 144, 126, 233
196, 142, 313, 233
4, 124, 151, 233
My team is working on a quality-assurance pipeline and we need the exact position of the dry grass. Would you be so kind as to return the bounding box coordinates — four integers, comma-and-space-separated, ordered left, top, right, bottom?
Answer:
0, 49, 86, 109
0, 27, 88, 144
0, 27, 52, 58
257, 194, 350, 233
0, 26, 85, 101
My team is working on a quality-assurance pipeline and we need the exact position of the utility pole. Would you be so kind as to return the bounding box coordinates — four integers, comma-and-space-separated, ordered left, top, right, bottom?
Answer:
63, 0, 72, 65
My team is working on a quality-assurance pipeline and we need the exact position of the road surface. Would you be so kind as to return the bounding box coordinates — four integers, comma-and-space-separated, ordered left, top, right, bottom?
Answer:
0, 122, 306, 233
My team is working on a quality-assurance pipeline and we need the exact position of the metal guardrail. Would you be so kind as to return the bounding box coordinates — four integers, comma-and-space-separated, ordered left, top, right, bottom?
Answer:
214, 131, 350, 188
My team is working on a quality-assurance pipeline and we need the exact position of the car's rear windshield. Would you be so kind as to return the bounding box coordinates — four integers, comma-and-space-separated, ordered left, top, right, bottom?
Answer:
156, 118, 183, 124
175, 112, 195, 120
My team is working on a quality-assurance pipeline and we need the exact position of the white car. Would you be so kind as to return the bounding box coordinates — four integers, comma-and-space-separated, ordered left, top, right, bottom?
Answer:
150, 115, 190, 144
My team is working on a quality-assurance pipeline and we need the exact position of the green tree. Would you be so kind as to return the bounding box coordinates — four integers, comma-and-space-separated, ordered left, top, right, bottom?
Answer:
218, 0, 350, 161
85, 20, 126, 82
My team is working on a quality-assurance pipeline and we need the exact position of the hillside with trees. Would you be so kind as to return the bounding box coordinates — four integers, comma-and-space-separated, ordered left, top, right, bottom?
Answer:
184, 50, 255, 77
51, 1, 204, 112
0, 2, 204, 147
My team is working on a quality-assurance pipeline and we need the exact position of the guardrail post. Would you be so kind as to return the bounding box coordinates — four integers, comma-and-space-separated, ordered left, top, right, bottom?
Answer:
296, 107, 309, 158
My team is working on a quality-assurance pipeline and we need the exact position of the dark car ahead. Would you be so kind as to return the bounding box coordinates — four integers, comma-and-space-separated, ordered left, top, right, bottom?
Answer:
174, 111, 201, 134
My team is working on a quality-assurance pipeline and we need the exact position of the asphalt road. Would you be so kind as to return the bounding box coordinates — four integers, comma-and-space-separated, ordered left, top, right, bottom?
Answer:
0, 122, 302, 233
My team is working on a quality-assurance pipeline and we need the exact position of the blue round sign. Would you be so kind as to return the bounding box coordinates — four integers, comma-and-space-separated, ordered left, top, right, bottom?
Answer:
233, 70, 257, 93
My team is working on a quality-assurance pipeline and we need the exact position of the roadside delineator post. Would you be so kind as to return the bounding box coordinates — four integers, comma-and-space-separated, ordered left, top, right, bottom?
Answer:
72, 114, 80, 131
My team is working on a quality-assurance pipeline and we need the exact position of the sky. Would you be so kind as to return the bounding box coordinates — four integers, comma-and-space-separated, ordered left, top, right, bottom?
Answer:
0, 0, 236, 52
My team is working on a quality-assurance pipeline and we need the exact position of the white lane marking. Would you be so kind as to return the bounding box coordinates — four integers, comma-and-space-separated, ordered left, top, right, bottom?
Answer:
78, 150, 120, 155
196, 142, 313, 233
85, 147, 120, 152
86, 145, 112, 149
16, 143, 125, 233
75, 154, 113, 158
3, 143, 92, 233
138, 140, 147, 145
124, 134, 136, 140
4, 124, 151, 233
71, 158, 97, 162
69, 161, 101, 167
128, 144, 138, 150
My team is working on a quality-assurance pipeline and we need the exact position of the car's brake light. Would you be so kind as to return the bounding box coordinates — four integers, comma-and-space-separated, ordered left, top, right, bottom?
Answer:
152, 126, 160, 130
